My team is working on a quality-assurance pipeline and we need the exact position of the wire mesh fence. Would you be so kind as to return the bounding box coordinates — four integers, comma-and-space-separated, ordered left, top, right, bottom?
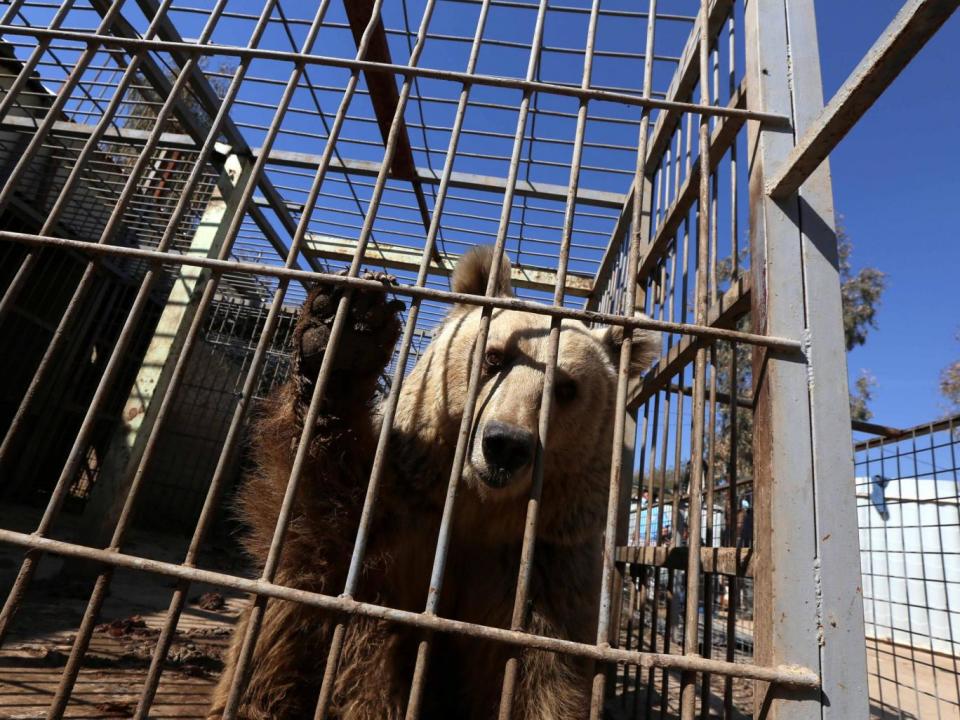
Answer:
0, 0, 951, 718
855, 417, 960, 720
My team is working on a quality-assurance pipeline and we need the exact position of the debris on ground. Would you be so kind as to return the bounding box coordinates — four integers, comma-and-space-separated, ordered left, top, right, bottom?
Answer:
192, 591, 226, 611
95, 701, 134, 717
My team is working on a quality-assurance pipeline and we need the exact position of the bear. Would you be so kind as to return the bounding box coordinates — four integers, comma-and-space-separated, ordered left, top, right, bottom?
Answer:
209, 245, 661, 720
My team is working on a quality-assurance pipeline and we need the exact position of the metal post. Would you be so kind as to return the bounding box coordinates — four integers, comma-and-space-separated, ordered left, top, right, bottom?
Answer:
744, 0, 868, 717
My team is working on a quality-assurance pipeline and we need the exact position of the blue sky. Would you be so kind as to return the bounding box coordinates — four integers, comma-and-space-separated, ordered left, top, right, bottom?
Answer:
814, 2, 960, 430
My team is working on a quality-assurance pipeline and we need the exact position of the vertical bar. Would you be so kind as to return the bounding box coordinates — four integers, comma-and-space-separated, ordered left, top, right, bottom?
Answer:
907, 428, 944, 720
646, 258, 675, 720
496, 1, 600, 716
401, 2, 550, 717
927, 421, 960, 712
680, 0, 715, 714
311, 0, 486, 716
723, 12, 740, 718
589, 2, 658, 716
658, 226, 691, 715
744, 0, 868, 717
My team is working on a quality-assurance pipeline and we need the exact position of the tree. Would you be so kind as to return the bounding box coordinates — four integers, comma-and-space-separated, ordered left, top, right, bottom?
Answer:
838, 235, 886, 351
940, 330, 960, 414
849, 370, 877, 422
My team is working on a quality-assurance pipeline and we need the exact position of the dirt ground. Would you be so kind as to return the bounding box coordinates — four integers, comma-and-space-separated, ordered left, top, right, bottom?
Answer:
0, 504, 246, 719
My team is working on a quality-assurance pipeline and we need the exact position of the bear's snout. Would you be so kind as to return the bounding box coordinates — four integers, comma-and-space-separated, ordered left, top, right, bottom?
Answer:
481, 420, 534, 485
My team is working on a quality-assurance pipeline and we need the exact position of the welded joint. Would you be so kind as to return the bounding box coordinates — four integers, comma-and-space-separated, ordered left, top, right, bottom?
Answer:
813, 556, 824, 647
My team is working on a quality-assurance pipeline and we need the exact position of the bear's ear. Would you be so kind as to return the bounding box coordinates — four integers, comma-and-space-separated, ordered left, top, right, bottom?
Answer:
596, 316, 662, 377
451, 245, 513, 299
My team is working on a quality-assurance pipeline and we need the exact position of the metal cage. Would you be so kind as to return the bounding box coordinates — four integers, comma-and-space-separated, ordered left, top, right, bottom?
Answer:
0, 0, 956, 718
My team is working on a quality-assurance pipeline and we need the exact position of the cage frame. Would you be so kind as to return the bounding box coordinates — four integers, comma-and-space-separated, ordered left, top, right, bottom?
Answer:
0, 0, 956, 718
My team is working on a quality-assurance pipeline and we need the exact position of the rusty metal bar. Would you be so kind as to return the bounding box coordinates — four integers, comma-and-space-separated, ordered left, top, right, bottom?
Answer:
310, 2, 492, 717
588, 1, 659, 715
767, 0, 960, 198
0, 229, 800, 352
854, 412, 960, 450
0, 22, 791, 125
495, 1, 600, 716
403, 2, 549, 715
660, 211, 691, 718
0, 526, 820, 687
679, 1, 715, 713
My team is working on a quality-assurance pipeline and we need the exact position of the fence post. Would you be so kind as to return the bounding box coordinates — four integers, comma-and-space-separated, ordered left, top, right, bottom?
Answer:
744, 0, 868, 717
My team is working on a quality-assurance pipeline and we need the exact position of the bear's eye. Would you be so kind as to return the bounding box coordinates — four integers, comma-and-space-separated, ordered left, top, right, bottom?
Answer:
484, 349, 505, 372
554, 379, 578, 404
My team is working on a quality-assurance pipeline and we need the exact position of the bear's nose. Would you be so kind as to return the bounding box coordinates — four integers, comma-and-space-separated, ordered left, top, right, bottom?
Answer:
482, 421, 534, 473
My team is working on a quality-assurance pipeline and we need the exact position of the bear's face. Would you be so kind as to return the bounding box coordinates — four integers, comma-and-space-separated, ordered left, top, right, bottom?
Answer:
458, 308, 620, 501
395, 246, 661, 522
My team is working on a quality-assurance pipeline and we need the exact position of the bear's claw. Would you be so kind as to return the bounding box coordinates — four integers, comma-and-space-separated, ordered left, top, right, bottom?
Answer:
294, 271, 404, 387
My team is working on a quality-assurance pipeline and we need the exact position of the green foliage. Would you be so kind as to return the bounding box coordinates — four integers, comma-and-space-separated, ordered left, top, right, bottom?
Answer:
839, 232, 886, 352
849, 370, 877, 422
940, 330, 960, 414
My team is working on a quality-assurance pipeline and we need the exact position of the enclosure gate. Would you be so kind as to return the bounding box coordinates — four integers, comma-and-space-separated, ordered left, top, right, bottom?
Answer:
0, 0, 955, 718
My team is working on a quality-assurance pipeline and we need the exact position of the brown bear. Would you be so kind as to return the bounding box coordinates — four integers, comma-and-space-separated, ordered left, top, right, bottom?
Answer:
209, 245, 661, 719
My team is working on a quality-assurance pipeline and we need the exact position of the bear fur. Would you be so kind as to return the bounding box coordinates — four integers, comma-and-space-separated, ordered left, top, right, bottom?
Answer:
209, 246, 661, 719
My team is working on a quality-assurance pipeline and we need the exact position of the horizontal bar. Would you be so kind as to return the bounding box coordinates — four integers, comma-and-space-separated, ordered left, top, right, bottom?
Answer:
0, 229, 801, 350
304, 234, 593, 296
853, 412, 959, 450
850, 419, 902, 439
262, 147, 627, 208
0, 113, 228, 154
0, 528, 819, 687
0, 114, 624, 208
616, 545, 754, 578
766, 0, 960, 198
629, 275, 752, 410
0, 24, 792, 125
